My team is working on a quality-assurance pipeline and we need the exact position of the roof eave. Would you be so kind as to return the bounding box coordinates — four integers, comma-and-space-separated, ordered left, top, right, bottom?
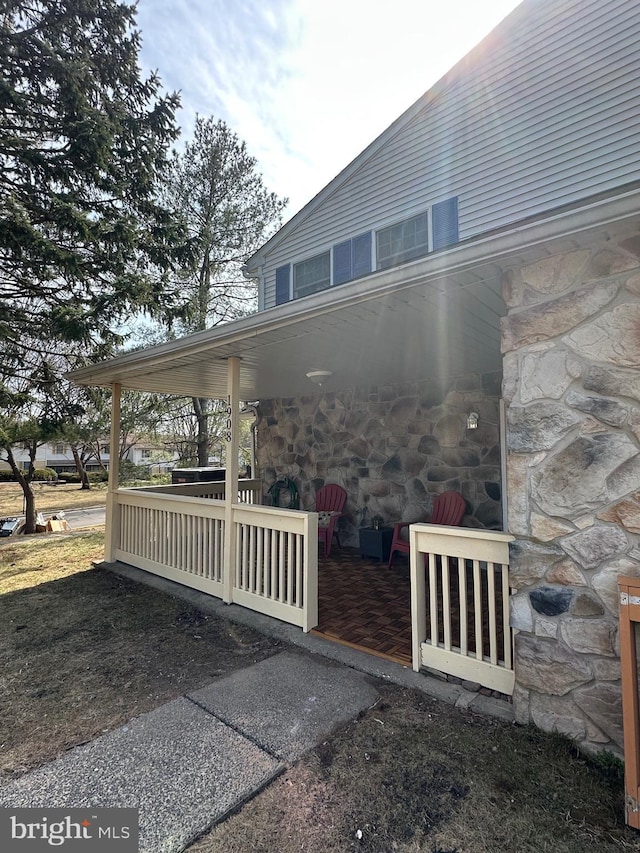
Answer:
68, 186, 640, 391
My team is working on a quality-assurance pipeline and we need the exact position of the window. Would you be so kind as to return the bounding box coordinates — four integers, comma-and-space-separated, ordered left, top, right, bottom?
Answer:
54, 443, 66, 455
376, 211, 429, 269
376, 196, 459, 270
270, 196, 458, 307
141, 449, 153, 459
293, 251, 330, 298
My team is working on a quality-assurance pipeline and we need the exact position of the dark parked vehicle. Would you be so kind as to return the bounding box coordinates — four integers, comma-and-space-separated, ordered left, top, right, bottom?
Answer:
0, 516, 26, 537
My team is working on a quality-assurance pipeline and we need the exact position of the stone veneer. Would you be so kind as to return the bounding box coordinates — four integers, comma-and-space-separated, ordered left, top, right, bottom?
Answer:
256, 374, 502, 546
503, 232, 640, 755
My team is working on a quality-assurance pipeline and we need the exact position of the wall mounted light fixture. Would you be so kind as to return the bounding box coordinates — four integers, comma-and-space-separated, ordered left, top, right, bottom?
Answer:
466, 411, 479, 430
306, 369, 333, 387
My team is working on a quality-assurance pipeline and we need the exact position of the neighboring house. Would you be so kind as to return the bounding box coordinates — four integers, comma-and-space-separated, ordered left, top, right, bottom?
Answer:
70, 0, 640, 759
0, 441, 179, 474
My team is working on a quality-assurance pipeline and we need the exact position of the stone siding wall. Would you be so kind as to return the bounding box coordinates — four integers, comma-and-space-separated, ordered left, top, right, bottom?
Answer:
255, 375, 502, 546
503, 233, 640, 754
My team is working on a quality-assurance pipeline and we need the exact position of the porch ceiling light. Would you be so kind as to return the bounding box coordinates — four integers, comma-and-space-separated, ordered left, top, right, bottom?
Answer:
306, 369, 333, 387
466, 412, 479, 430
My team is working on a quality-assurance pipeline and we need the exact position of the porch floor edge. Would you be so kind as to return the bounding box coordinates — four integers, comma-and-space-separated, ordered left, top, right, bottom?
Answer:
95, 560, 514, 725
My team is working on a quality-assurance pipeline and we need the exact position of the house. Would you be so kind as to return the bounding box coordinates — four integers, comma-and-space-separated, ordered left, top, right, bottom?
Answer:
70, 0, 640, 760
0, 440, 179, 475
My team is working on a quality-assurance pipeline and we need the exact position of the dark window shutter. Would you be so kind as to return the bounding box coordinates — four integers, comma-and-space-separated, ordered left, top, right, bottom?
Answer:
275, 264, 290, 305
432, 197, 459, 250
352, 231, 372, 278
333, 240, 352, 285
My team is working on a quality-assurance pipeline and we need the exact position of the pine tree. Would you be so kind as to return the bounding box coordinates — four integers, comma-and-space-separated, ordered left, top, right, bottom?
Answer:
0, 0, 189, 369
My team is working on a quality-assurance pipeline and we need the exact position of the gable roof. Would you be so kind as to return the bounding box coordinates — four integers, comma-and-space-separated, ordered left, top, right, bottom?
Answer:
245, 0, 529, 272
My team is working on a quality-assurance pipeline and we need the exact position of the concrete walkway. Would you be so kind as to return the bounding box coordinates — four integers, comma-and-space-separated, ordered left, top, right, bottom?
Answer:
0, 652, 379, 852
0, 560, 514, 851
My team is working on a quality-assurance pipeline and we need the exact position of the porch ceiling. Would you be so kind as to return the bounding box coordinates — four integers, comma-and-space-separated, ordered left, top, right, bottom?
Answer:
76, 265, 507, 401
69, 190, 640, 401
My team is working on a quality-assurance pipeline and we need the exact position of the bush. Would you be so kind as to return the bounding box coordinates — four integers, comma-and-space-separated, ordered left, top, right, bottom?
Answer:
57, 472, 81, 484
88, 471, 109, 483
33, 468, 58, 482
0, 469, 16, 481
150, 473, 171, 485
119, 461, 151, 485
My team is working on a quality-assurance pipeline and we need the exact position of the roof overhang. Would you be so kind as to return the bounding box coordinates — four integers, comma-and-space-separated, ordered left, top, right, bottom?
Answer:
69, 189, 640, 401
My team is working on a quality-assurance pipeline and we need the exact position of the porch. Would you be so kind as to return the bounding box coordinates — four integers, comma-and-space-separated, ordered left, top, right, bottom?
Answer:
314, 545, 511, 687
107, 480, 514, 693
70, 232, 522, 697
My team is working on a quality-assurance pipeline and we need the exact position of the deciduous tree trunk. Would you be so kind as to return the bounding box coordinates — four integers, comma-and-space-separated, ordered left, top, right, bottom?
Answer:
5, 446, 37, 534
71, 445, 91, 490
192, 396, 209, 467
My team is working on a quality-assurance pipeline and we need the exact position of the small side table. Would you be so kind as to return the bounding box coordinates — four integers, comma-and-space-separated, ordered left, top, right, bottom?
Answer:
359, 526, 394, 562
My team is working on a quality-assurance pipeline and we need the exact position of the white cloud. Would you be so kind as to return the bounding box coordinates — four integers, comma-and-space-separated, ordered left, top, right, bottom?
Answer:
136, 0, 522, 216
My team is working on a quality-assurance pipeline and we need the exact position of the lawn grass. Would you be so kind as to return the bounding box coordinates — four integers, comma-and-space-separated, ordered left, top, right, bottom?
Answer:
0, 532, 281, 779
0, 481, 108, 517
0, 531, 105, 593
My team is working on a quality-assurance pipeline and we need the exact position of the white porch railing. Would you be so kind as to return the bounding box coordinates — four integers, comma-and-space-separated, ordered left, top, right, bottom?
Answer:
130, 478, 262, 504
112, 488, 318, 632
232, 505, 318, 632
116, 490, 226, 597
409, 524, 515, 695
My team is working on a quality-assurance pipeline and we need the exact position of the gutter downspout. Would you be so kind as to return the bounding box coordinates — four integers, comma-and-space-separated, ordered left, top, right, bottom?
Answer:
240, 404, 258, 478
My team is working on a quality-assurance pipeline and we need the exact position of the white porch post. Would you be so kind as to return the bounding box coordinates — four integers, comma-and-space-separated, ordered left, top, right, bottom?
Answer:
104, 382, 122, 563
222, 357, 240, 603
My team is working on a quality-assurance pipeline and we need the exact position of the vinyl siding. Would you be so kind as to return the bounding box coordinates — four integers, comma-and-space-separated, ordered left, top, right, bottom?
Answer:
259, 0, 640, 308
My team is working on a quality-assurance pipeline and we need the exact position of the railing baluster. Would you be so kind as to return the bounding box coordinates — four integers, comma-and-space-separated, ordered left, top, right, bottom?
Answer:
428, 552, 438, 646
487, 561, 498, 665
442, 553, 451, 651
235, 523, 243, 588
255, 526, 263, 594
241, 523, 249, 589
473, 559, 483, 660
272, 528, 277, 596
295, 533, 302, 607
501, 563, 511, 670
249, 524, 256, 592
458, 556, 467, 656
278, 532, 285, 602
287, 532, 293, 605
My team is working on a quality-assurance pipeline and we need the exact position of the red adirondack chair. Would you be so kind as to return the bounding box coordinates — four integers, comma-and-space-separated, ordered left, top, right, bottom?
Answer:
315, 484, 347, 557
387, 491, 466, 568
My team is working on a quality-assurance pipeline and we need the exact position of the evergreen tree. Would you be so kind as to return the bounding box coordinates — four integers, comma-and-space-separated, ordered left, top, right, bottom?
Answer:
162, 116, 287, 465
0, 0, 189, 370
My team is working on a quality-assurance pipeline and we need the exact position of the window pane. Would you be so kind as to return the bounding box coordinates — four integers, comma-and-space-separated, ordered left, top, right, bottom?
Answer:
293, 251, 331, 298
376, 212, 429, 269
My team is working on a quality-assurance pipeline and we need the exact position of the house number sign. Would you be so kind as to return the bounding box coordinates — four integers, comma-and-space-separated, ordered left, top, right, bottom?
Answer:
225, 398, 232, 443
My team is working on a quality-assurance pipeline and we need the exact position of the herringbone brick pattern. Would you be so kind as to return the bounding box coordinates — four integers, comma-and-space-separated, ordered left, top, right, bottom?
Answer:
312, 548, 507, 669
312, 549, 413, 666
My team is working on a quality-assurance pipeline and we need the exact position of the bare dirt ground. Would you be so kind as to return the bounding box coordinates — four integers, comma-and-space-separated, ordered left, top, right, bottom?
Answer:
189, 683, 636, 853
1, 533, 639, 852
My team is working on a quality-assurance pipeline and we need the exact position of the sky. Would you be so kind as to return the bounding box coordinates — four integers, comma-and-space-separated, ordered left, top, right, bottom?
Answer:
135, 0, 522, 218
